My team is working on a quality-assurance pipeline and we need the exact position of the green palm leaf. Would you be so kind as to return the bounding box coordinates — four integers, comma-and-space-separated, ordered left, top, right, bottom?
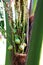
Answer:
26, 0, 43, 65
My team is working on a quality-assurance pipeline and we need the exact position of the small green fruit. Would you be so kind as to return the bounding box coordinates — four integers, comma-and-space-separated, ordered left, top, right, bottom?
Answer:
15, 38, 20, 44
20, 24, 22, 27
24, 33, 26, 36
8, 45, 13, 51
19, 43, 26, 51
23, 43, 26, 47
19, 45, 24, 51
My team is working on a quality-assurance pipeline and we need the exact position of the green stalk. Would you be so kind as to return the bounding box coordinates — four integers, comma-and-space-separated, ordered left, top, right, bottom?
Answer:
21, 0, 24, 43
26, 0, 43, 65
10, 0, 16, 54
18, 0, 21, 27
15, 0, 21, 29
22, 0, 25, 43
15, 0, 19, 29
22, 0, 27, 43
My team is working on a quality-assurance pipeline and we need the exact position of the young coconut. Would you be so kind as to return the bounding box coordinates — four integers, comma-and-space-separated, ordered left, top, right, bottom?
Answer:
8, 45, 13, 51
19, 43, 26, 53
15, 38, 20, 44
